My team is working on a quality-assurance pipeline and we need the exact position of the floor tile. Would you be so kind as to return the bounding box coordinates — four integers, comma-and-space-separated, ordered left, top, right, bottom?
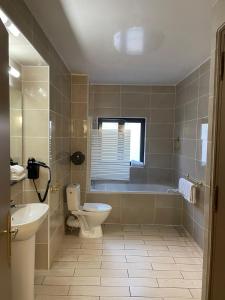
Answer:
126, 256, 174, 263
152, 263, 202, 271
130, 286, 192, 298
157, 278, 202, 288
173, 257, 203, 264
181, 271, 203, 279
101, 277, 158, 287
101, 262, 152, 270
164, 298, 200, 300
35, 285, 69, 296
78, 255, 126, 262
147, 250, 201, 257
36, 296, 98, 300
128, 269, 183, 278
190, 288, 202, 298
36, 269, 75, 277
43, 276, 100, 286
100, 298, 161, 300
102, 249, 148, 256
51, 262, 77, 269
75, 268, 128, 277
54, 253, 78, 262
37, 225, 203, 300
69, 286, 130, 296
58, 249, 103, 255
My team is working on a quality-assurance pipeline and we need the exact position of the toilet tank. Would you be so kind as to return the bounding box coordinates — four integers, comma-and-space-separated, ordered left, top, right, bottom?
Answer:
66, 184, 80, 211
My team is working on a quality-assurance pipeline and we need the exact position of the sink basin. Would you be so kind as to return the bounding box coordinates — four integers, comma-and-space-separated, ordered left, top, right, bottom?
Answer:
11, 203, 49, 300
11, 203, 49, 241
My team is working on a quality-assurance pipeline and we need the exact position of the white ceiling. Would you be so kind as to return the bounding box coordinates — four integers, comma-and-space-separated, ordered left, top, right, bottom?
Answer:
24, 0, 211, 84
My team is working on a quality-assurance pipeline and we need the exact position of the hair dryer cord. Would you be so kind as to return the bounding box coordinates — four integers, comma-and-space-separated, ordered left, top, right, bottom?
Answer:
33, 166, 51, 203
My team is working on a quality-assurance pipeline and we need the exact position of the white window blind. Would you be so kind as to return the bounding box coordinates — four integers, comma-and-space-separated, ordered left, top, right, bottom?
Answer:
91, 129, 130, 180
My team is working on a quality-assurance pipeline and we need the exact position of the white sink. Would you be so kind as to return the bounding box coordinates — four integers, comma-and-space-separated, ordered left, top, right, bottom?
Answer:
11, 203, 49, 300
11, 203, 49, 241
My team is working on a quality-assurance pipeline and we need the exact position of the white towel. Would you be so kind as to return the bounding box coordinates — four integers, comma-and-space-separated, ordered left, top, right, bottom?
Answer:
130, 160, 144, 168
178, 178, 197, 204
10, 165, 25, 175
11, 172, 26, 181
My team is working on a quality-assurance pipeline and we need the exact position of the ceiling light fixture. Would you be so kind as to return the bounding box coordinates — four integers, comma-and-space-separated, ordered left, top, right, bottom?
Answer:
113, 27, 144, 55
0, 8, 8, 24
9, 66, 21, 78
0, 8, 20, 37
7, 23, 20, 37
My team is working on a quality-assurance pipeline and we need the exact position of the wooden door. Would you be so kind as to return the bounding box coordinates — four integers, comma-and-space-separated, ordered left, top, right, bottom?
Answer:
209, 26, 225, 299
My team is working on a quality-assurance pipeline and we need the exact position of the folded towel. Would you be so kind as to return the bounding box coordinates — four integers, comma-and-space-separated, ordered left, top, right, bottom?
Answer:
10, 165, 25, 175
130, 160, 144, 168
11, 172, 26, 181
178, 178, 197, 204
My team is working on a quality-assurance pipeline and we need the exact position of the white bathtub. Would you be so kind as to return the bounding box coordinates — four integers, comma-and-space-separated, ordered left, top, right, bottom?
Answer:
91, 181, 176, 193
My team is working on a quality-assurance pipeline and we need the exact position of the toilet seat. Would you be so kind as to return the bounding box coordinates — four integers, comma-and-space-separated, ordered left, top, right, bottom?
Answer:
83, 203, 111, 213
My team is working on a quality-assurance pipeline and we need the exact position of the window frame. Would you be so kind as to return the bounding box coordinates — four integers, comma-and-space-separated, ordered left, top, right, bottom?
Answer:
98, 117, 146, 163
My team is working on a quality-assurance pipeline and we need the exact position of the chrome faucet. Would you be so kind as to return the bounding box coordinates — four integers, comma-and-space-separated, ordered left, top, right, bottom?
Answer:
10, 200, 16, 208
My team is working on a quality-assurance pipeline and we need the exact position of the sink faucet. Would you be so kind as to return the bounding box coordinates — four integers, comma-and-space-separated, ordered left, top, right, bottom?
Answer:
10, 200, 16, 208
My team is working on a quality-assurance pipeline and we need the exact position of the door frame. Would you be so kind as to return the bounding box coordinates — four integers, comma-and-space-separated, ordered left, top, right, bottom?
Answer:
208, 23, 225, 299
0, 19, 11, 300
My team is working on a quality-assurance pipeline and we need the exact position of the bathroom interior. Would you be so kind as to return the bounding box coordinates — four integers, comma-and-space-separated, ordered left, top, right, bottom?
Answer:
0, 0, 224, 299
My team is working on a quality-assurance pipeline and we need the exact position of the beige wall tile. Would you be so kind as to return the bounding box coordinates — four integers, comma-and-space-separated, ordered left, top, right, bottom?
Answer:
23, 109, 48, 137
93, 107, 121, 117
89, 84, 175, 195
35, 244, 49, 269
23, 137, 48, 162
149, 109, 174, 123
121, 196, 154, 224
71, 84, 88, 102
72, 103, 87, 119
72, 75, 88, 85
149, 139, 173, 154
149, 123, 174, 138
154, 208, 182, 225
93, 85, 120, 93
121, 85, 152, 94
150, 93, 175, 109
151, 86, 175, 93
2, 1, 71, 271
94, 94, 120, 108
22, 66, 49, 82
23, 82, 49, 109
120, 108, 149, 118
148, 154, 173, 169
121, 94, 149, 109
174, 60, 210, 249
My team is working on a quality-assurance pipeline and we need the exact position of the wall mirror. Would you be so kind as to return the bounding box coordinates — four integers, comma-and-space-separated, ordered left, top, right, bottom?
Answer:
8, 24, 48, 180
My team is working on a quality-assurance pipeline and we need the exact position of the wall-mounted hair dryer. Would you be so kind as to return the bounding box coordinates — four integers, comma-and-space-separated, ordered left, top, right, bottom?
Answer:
27, 158, 51, 203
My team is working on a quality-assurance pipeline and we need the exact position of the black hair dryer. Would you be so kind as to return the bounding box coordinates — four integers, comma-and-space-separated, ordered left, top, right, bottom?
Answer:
27, 158, 51, 202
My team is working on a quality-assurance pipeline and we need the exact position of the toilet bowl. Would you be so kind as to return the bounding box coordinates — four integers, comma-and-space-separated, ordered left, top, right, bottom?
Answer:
66, 184, 112, 238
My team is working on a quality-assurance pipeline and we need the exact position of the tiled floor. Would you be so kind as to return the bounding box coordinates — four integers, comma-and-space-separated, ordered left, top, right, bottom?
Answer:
35, 224, 203, 300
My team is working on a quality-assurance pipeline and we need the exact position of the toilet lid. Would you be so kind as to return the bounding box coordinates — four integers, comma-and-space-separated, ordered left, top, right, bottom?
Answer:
83, 203, 112, 212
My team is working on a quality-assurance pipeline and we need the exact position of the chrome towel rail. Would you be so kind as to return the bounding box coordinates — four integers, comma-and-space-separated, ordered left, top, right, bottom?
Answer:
185, 173, 203, 186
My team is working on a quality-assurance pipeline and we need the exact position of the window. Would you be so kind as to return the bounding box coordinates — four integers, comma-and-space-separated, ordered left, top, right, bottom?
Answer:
200, 123, 208, 166
98, 118, 145, 163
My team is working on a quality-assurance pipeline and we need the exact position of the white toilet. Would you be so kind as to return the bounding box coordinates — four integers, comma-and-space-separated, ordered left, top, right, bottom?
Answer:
66, 184, 112, 238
